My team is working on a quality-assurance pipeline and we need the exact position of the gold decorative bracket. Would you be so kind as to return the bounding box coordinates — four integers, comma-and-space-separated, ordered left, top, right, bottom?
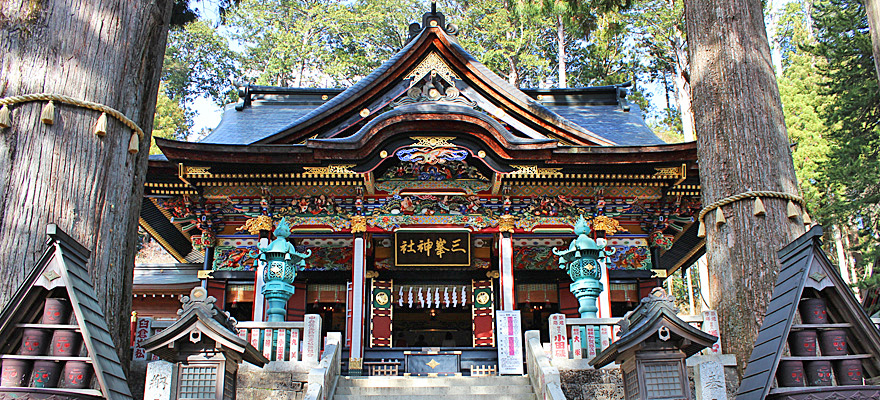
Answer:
410, 136, 456, 148
406, 52, 461, 87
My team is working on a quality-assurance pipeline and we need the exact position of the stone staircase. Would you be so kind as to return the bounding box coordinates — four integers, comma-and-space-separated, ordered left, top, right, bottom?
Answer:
332, 375, 538, 400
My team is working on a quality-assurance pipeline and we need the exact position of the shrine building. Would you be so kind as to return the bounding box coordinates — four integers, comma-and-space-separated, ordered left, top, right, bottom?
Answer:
137, 9, 703, 374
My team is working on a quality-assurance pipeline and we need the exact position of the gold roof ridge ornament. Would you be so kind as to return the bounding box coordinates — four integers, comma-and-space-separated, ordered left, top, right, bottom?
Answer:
407, 52, 461, 87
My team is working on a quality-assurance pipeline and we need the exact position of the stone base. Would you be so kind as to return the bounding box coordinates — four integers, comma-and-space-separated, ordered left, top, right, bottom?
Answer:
237, 362, 311, 400
558, 363, 740, 400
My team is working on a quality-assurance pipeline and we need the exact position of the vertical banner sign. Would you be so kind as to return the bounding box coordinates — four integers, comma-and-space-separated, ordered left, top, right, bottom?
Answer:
472, 280, 496, 347
345, 282, 353, 348
549, 313, 567, 360
303, 314, 322, 363
276, 329, 287, 361
289, 329, 300, 361
263, 329, 272, 360
600, 325, 612, 352
586, 327, 597, 359
701, 310, 722, 355
237, 329, 247, 340
133, 317, 152, 360
571, 326, 583, 359
496, 310, 524, 375
250, 329, 260, 349
369, 280, 393, 347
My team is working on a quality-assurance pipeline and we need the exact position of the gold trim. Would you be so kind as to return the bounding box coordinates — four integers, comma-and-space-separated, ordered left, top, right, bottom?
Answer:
406, 52, 461, 86
139, 217, 187, 263
303, 164, 358, 175
197, 270, 213, 279
350, 215, 367, 233
507, 165, 563, 177
393, 230, 471, 267
410, 136, 456, 148
498, 215, 515, 233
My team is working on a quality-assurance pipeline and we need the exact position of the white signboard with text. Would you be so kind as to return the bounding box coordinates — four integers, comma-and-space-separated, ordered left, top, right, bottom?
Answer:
496, 310, 524, 375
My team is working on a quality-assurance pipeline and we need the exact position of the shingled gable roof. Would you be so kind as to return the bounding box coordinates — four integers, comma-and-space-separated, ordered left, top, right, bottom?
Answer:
139, 287, 267, 366
0, 224, 133, 400
736, 225, 880, 399
590, 289, 718, 368
247, 10, 616, 147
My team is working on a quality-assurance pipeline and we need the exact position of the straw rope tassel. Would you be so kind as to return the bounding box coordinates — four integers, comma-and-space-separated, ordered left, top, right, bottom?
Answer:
94, 112, 108, 136
753, 197, 766, 216
0, 105, 10, 128
715, 207, 726, 226
803, 212, 812, 225
41, 101, 55, 125
697, 220, 706, 238
128, 132, 139, 154
787, 200, 800, 219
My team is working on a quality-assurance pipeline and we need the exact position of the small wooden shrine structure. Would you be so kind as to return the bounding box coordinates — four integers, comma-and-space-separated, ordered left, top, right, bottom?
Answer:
0, 224, 133, 399
140, 287, 267, 400
138, 8, 704, 374
590, 287, 717, 399
737, 226, 880, 399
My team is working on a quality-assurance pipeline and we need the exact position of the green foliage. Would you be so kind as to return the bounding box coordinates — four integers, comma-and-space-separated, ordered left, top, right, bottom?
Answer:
151, 88, 191, 155
775, 1, 831, 217
449, 0, 553, 86
163, 20, 241, 106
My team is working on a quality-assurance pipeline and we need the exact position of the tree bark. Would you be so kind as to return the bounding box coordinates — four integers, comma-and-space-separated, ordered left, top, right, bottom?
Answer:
684, 0, 805, 375
671, 28, 695, 141
557, 14, 567, 88
0, 0, 173, 371
864, 0, 880, 87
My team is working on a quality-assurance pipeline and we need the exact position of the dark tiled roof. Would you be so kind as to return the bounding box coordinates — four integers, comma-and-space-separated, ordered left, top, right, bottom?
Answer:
547, 105, 665, 146
200, 102, 324, 145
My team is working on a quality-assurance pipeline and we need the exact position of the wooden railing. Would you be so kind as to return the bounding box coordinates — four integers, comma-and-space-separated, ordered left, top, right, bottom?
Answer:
236, 321, 306, 362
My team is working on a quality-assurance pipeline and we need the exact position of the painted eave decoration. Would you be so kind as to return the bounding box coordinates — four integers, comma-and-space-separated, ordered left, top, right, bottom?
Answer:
0, 224, 133, 400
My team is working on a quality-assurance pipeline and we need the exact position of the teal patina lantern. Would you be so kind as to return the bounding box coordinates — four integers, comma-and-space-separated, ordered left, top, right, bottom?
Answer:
553, 216, 614, 318
258, 218, 311, 322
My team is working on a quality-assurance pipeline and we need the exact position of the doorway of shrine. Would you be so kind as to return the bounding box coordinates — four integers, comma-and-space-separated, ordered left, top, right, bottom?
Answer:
368, 280, 496, 349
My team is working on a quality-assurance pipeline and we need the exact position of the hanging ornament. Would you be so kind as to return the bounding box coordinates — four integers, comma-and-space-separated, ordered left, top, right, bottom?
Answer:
697, 220, 706, 238
444, 287, 450, 308
753, 197, 766, 216
41, 101, 55, 125
715, 207, 726, 226
803, 212, 812, 225
128, 132, 140, 154
398, 286, 404, 307
426, 288, 432, 307
451, 287, 458, 307
94, 112, 108, 136
408, 287, 414, 308
435, 287, 440, 308
0, 104, 11, 128
787, 200, 800, 219
461, 286, 467, 306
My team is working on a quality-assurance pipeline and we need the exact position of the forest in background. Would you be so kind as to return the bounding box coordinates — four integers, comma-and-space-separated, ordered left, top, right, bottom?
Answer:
148, 0, 880, 312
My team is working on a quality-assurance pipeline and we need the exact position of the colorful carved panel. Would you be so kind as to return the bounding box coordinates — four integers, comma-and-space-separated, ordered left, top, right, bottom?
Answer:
370, 280, 393, 347
300, 246, 352, 271
512, 236, 652, 271
472, 280, 495, 347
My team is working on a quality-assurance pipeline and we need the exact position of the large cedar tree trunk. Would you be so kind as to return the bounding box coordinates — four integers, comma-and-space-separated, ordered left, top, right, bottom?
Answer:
0, 0, 173, 368
685, 0, 806, 374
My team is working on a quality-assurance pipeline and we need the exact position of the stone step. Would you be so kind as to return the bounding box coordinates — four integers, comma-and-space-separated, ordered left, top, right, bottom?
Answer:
332, 395, 537, 400
337, 375, 531, 387
336, 384, 535, 395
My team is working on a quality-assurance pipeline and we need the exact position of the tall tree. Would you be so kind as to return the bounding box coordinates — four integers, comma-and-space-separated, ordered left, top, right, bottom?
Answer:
810, 0, 880, 298
684, 0, 806, 373
864, 0, 880, 85
0, 0, 174, 368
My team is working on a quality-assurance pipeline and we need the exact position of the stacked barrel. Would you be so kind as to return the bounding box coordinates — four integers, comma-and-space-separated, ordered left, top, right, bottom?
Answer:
0, 298, 93, 390
777, 297, 863, 388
